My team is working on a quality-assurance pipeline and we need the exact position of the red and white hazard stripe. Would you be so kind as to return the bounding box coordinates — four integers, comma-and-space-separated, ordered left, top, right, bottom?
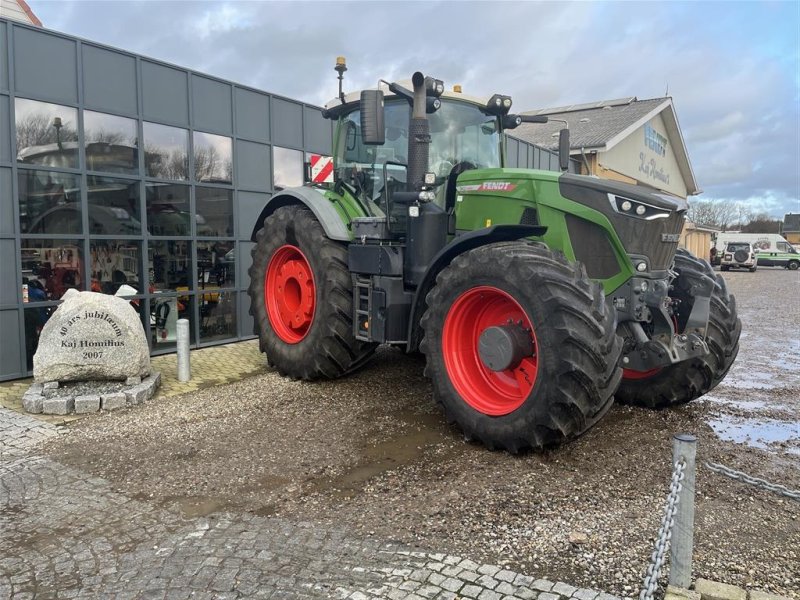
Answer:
309, 154, 334, 184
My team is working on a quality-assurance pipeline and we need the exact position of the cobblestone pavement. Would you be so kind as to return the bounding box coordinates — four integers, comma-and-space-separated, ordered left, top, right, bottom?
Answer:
1, 408, 622, 599
0, 340, 265, 425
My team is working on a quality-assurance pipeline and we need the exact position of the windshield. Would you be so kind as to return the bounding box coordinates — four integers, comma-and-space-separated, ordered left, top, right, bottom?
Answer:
727, 243, 750, 252
335, 99, 501, 210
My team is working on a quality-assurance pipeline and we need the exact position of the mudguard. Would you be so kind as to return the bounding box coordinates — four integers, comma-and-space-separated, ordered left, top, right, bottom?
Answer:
249, 187, 351, 242
406, 224, 547, 351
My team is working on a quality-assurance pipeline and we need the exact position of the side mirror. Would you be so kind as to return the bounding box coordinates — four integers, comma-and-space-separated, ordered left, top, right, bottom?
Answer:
558, 128, 570, 171
360, 90, 385, 145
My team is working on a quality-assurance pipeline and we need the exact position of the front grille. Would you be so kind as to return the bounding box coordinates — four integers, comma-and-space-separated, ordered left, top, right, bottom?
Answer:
565, 215, 620, 279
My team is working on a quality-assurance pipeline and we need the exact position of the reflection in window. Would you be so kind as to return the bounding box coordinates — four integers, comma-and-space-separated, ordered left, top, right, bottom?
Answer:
15, 98, 79, 169
84, 111, 139, 175
200, 291, 236, 343
149, 240, 191, 291
143, 122, 188, 180
90, 241, 141, 295
151, 294, 193, 347
273, 146, 303, 189
196, 187, 233, 237
197, 241, 235, 290
21, 239, 84, 301
24, 304, 53, 370
17, 169, 82, 234
193, 132, 232, 183
87, 176, 141, 235
146, 183, 190, 236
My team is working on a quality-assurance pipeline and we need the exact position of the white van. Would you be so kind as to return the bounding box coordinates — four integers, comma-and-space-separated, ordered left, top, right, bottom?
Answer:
713, 233, 799, 270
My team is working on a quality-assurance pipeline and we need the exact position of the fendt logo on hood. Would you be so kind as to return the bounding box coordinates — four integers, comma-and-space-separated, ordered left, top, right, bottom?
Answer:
457, 182, 517, 192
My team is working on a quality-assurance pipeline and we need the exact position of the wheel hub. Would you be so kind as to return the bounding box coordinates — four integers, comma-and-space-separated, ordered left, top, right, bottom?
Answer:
265, 245, 316, 343
478, 323, 533, 371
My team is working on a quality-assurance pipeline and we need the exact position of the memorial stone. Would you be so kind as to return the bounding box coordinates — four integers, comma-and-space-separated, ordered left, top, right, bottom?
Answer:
33, 290, 150, 382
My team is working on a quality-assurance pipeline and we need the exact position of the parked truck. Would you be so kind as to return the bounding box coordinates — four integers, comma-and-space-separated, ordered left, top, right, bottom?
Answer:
246, 61, 742, 452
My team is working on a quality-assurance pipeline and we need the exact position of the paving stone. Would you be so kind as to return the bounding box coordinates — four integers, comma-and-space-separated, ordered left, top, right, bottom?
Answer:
497, 582, 519, 595
695, 580, 747, 600
22, 393, 44, 414
125, 384, 149, 406
497, 570, 517, 583
573, 588, 600, 600
101, 392, 127, 411
533, 580, 555, 592
478, 590, 503, 600
665, 586, 701, 600
478, 564, 502, 577
441, 576, 463, 592
553, 582, 578, 596
749, 591, 792, 600
539, 594, 561, 600
462, 585, 484, 598
126, 376, 142, 386
43, 395, 75, 415
43, 381, 59, 390
74, 394, 101, 414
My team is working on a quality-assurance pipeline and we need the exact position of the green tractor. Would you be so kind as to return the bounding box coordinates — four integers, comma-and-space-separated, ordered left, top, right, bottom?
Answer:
247, 63, 741, 452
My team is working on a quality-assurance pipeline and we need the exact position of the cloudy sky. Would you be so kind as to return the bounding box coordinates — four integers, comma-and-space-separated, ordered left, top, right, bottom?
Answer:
30, 0, 800, 217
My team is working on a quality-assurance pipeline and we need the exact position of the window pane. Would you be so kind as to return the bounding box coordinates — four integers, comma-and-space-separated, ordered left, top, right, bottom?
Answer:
84, 110, 139, 175
18, 169, 82, 234
90, 240, 141, 295
24, 304, 54, 371
21, 239, 84, 300
15, 98, 79, 169
88, 176, 141, 235
197, 240, 235, 289
193, 131, 232, 183
146, 183, 190, 236
143, 122, 188, 180
273, 146, 303, 189
149, 240, 191, 291
151, 294, 193, 348
200, 290, 237, 342
196, 187, 233, 237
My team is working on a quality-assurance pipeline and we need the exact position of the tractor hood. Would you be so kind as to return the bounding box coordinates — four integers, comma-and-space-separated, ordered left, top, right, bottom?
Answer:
558, 173, 687, 273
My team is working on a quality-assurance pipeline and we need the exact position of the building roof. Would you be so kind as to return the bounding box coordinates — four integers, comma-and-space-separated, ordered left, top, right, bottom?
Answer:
1, 0, 42, 26
783, 213, 800, 233
511, 96, 700, 195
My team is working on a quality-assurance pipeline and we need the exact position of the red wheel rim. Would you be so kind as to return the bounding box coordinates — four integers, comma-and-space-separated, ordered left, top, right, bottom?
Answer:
622, 367, 662, 380
441, 286, 539, 416
265, 245, 316, 343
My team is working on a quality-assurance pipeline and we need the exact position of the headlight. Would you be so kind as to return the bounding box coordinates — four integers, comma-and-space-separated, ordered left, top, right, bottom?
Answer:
636, 205, 646, 215
621, 201, 632, 212
608, 194, 670, 220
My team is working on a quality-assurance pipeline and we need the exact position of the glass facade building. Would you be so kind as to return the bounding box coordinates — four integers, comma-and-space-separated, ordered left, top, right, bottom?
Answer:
0, 19, 565, 381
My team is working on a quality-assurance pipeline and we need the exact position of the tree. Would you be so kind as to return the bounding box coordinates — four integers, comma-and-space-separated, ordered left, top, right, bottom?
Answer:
740, 213, 782, 233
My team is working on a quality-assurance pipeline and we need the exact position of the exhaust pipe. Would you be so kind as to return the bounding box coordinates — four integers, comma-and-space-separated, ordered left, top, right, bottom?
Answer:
407, 71, 431, 192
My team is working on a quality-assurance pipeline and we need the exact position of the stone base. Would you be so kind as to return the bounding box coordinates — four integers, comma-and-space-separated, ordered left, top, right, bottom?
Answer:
21, 373, 161, 416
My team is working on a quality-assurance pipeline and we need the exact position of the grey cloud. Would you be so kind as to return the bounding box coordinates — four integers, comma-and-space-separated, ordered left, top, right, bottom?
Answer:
31, 0, 799, 217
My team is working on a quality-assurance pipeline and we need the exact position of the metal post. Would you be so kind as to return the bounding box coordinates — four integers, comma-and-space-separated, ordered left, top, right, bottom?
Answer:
177, 318, 191, 382
669, 433, 696, 588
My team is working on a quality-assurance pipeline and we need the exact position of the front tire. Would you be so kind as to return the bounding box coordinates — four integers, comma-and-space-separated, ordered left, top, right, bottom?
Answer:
616, 249, 741, 409
420, 242, 622, 452
247, 205, 375, 379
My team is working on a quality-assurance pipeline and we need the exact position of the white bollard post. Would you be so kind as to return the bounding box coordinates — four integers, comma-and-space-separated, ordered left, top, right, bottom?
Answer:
177, 318, 191, 382
669, 433, 696, 589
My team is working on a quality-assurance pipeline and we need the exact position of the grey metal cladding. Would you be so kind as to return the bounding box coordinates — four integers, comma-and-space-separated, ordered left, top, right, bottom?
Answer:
82, 45, 137, 115
0, 310, 22, 378
0, 22, 8, 90
271, 98, 302, 148
303, 106, 332, 154
506, 138, 518, 167
236, 140, 271, 191
0, 167, 12, 234
192, 75, 232, 134
141, 60, 189, 125
237, 191, 270, 240
13, 27, 78, 104
0, 94, 10, 162
235, 88, 269, 141
0, 239, 17, 305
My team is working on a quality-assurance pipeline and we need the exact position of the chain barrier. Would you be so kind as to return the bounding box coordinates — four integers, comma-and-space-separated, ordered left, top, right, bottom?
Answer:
639, 457, 686, 600
705, 461, 800, 502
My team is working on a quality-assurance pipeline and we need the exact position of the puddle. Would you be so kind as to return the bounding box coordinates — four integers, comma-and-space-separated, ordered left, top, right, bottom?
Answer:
306, 409, 451, 499
702, 393, 767, 412
707, 415, 800, 453
164, 495, 231, 517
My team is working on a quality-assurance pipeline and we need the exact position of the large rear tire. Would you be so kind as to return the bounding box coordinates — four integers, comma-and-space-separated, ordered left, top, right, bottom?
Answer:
616, 248, 741, 409
420, 242, 622, 452
247, 205, 375, 379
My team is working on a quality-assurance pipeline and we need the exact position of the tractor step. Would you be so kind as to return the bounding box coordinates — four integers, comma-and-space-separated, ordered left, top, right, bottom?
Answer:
354, 276, 372, 341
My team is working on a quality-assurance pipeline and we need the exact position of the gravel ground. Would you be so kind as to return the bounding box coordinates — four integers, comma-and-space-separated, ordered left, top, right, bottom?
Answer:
43, 268, 800, 598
